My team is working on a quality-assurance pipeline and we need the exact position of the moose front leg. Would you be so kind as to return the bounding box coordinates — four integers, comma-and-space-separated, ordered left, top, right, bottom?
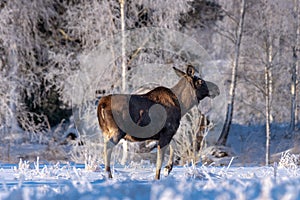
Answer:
164, 144, 174, 177
155, 144, 168, 180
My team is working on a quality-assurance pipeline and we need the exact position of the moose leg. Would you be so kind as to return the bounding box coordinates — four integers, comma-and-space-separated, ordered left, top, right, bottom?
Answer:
164, 144, 174, 176
104, 139, 115, 179
155, 144, 168, 180
103, 130, 126, 179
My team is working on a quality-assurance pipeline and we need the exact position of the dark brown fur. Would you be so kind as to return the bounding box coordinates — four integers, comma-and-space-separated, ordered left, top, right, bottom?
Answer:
98, 87, 181, 143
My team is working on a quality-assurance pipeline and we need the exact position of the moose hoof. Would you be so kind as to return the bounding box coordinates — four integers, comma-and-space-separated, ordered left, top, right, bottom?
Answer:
163, 165, 173, 177
105, 172, 113, 179
107, 172, 113, 179
163, 168, 169, 177
105, 167, 113, 179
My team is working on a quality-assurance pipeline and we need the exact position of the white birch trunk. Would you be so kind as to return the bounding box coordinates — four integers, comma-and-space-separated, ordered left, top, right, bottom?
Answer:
268, 45, 273, 124
119, 0, 128, 165
120, 0, 126, 92
217, 0, 245, 145
265, 64, 271, 166
263, 0, 274, 166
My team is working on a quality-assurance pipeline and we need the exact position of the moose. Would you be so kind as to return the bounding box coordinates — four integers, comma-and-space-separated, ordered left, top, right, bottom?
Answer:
97, 65, 220, 179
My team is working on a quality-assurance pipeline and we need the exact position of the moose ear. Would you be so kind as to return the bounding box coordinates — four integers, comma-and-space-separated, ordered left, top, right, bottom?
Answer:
173, 67, 186, 77
186, 65, 195, 77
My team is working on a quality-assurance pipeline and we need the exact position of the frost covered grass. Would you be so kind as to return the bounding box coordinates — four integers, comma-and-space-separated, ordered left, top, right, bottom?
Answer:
0, 125, 299, 199
0, 156, 300, 200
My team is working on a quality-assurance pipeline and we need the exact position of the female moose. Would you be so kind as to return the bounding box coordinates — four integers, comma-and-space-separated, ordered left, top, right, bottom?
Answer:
97, 65, 219, 179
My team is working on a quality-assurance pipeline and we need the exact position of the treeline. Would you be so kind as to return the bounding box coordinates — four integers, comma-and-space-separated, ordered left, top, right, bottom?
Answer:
0, 0, 299, 138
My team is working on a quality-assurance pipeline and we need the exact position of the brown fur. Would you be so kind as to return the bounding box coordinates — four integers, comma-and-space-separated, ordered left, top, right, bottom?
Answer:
97, 66, 219, 179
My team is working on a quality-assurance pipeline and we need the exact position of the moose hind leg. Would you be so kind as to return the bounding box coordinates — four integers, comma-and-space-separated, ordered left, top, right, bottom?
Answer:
104, 139, 115, 179
164, 143, 174, 177
103, 130, 126, 179
155, 144, 168, 180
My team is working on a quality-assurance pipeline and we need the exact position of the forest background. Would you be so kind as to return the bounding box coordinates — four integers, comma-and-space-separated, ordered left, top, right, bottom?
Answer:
0, 0, 299, 164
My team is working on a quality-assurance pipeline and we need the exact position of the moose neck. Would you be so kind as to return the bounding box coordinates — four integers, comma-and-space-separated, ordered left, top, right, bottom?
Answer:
171, 77, 198, 117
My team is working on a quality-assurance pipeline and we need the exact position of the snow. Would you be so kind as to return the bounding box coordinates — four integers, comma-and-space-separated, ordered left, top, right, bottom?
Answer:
0, 160, 299, 200
0, 124, 299, 199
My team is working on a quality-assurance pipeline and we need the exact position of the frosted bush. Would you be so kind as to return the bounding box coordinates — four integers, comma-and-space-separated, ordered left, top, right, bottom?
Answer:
278, 151, 299, 169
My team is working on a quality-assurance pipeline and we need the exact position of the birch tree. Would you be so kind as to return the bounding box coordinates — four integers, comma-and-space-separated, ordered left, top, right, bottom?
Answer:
240, 0, 292, 164
216, 0, 246, 146
119, 0, 128, 165
263, 0, 274, 165
290, 0, 299, 133
264, 38, 272, 165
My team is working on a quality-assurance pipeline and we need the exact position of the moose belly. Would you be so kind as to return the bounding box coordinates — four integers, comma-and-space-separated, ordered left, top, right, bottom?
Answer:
124, 133, 160, 142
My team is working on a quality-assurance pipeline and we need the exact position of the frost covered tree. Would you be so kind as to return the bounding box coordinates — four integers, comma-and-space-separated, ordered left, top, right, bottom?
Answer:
0, 0, 227, 163
204, 0, 300, 165
7, 0, 300, 165
290, 0, 299, 133
215, 0, 246, 146
231, 0, 293, 164
212, 0, 299, 129
0, 1, 76, 137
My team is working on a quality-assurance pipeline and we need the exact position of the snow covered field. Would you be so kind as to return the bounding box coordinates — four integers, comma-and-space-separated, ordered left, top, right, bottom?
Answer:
0, 160, 299, 200
0, 124, 299, 200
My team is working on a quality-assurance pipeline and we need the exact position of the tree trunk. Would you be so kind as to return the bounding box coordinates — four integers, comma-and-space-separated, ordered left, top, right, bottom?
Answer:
290, 48, 298, 132
119, 0, 128, 165
264, 3, 274, 165
217, 0, 246, 146
7, 42, 19, 134
120, 0, 126, 92
265, 62, 271, 166
290, 0, 299, 133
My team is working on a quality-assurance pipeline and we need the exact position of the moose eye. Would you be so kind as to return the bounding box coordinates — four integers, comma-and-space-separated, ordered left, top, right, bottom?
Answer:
195, 79, 202, 86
